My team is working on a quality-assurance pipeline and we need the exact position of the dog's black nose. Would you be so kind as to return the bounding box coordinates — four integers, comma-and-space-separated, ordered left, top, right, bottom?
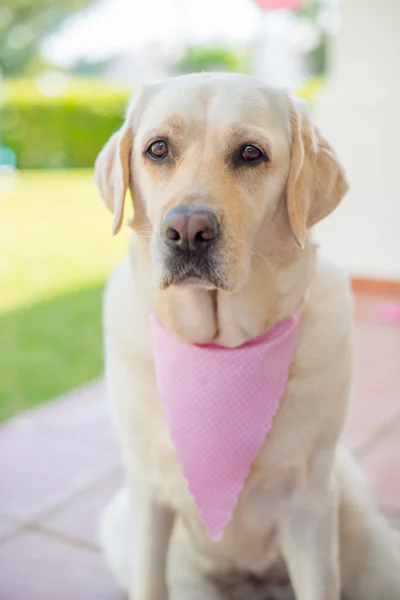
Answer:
163, 207, 220, 253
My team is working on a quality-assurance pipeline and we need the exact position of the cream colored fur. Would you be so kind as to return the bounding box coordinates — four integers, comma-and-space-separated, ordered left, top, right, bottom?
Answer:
95, 73, 400, 600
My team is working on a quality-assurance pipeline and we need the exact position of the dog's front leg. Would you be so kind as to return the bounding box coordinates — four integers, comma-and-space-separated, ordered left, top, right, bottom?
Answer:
278, 482, 340, 600
130, 486, 175, 600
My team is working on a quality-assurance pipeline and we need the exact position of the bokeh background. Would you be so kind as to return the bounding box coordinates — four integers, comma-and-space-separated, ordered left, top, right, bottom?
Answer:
1, 2, 400, 597
1, 0, 399, 420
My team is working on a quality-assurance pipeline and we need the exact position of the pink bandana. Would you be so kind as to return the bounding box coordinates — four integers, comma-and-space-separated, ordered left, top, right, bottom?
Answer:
151, 311, 301, 541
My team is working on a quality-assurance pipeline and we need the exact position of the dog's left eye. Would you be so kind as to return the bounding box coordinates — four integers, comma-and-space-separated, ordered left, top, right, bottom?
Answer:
147, 140, 169, 160
240, 144, 264, 162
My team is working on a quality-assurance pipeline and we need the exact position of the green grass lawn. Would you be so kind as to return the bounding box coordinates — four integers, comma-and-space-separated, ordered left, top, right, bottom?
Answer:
0, 170, 128, 422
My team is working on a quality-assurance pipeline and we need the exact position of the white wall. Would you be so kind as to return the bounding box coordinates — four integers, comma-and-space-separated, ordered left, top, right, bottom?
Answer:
314, 0, 400, 281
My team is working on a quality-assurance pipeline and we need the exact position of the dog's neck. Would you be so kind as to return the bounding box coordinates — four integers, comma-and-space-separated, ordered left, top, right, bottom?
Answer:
130, 236, 315, 348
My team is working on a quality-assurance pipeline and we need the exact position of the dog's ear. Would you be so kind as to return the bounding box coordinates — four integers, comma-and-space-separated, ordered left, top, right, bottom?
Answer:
286, 96, 348, 248
94, 122, 133, 235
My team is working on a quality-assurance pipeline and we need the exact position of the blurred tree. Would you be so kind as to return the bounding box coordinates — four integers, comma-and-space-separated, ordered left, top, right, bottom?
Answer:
299, 0, 328, 76
298, 0, 320, 20
307, 31, 327, 76
0, 0, 98, 76
174, 45, 249, 75
70, 57, 112, 76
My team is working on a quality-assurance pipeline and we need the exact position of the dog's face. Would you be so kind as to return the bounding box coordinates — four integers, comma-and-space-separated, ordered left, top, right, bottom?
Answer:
95, 73, 347, 293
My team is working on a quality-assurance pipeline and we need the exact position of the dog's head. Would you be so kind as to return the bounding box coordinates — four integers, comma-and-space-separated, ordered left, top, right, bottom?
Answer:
95, 73, 348, 293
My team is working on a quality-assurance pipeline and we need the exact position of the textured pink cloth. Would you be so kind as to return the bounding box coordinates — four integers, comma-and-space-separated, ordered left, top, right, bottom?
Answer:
151, 311, 301, 541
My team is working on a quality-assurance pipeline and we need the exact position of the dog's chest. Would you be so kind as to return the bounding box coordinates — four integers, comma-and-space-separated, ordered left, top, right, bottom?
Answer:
172, 455, 296, 572
138, 413, 299, 554
125, 352, 307, 528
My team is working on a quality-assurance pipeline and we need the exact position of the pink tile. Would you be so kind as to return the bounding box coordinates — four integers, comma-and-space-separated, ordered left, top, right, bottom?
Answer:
361, 420, 400, 512
16, 380, 117, 447
386, 513, 400, 532
353, 295, 391, 325
354, 323, 400, 399
342, 393, 400, 450
0, 531, 124, 600
353, 294, 400, 326
0, 420, 121, 520
40, 470, 124, 547
0, 516, 20, 545
342, 317, 400, 449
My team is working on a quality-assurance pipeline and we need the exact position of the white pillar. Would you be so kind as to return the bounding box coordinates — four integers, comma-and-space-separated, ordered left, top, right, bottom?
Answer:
314, 0, 400, 281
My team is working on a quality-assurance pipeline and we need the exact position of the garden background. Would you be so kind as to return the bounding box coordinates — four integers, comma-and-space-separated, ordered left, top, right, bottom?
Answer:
1, 0, 324, 421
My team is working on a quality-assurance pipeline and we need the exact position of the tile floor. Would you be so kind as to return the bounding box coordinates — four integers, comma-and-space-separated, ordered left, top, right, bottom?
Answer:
0, 294, 399, 599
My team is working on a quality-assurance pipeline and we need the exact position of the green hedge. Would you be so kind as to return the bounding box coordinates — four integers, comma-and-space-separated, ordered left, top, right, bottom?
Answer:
2, 78, 130, 169
3, 98, 125, 169
2, 77, 322, 170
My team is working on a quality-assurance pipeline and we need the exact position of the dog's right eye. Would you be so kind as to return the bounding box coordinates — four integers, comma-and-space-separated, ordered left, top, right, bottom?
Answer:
147, 140, 169, 160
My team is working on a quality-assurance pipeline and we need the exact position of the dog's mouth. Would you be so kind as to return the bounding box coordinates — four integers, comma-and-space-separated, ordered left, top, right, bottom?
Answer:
161, 256, 227, 291
174, 274, 211, 288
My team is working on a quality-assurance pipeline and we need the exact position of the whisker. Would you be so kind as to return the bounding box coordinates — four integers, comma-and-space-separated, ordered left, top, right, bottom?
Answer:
231, 237, 271, 271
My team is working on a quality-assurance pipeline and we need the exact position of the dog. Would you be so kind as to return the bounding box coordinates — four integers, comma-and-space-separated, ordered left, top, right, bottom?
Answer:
94, 73, 400, 600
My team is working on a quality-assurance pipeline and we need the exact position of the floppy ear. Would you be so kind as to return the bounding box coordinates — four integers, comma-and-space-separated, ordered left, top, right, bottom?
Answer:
286, 96, 349, 248
94, 122, 133, 235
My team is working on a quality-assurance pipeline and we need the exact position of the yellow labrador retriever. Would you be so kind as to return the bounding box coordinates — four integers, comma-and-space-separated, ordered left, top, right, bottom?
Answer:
95, 73, 400, 600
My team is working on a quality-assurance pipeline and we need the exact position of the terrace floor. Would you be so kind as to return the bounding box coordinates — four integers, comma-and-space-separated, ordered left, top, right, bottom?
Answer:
0, 293, 399, 599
